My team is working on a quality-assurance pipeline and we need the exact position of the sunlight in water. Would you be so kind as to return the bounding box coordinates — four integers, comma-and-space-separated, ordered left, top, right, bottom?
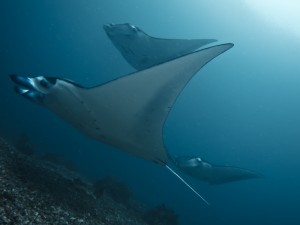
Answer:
245, 0, 300, 37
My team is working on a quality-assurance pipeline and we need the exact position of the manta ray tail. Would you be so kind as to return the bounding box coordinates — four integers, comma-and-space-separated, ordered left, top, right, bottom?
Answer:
166, 165, 210, 205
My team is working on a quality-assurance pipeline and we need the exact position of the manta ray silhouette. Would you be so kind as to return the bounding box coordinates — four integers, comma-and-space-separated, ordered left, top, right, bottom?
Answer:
173, 156, 264, 185
103, 23, 217, 70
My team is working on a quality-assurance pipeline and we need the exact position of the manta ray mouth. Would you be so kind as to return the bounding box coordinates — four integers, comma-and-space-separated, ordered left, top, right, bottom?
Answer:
10, 74, 56, 104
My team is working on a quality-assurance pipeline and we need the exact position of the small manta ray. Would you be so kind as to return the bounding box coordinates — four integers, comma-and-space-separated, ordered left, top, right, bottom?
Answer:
173, 156, 264, 185
10, 43, 233, 205
103, 23, 217, 70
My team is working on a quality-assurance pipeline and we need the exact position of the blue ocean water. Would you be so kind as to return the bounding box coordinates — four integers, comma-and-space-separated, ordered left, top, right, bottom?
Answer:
1, 0, 300, 224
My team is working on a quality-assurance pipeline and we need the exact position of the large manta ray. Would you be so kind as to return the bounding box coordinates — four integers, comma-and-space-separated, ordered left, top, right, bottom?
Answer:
11, 44, 232, 165
103, 23, 217, 70
10, 44, 232, 204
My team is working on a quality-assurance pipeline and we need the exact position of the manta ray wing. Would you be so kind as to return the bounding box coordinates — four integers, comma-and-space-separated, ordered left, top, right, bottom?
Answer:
104, 23, 217, 70
10, 44, 233, 166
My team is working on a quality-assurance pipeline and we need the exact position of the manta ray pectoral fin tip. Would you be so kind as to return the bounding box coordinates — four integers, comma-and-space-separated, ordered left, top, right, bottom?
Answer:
226, 43, 234, 48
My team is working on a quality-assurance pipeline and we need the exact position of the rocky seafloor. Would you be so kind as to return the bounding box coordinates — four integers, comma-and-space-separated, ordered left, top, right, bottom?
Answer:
0, 137, 178, 225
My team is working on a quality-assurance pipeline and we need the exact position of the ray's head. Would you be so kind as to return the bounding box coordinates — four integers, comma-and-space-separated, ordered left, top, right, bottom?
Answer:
10, 74, 58, 104
173, 156, 202, 167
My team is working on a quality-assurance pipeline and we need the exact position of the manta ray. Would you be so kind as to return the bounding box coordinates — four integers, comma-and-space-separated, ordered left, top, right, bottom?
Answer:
103, 23, 217, 70
11, 43, 233, 165
173, 156, 264, 185
10, 43, 233, 204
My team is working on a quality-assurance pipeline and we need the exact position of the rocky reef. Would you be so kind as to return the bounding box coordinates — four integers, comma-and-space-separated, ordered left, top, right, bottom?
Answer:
0, 137, 178, 225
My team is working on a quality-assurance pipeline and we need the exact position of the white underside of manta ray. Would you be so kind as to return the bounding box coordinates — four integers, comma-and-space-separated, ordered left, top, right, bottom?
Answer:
11, 43, 232, 204
11, 44, 232, 165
